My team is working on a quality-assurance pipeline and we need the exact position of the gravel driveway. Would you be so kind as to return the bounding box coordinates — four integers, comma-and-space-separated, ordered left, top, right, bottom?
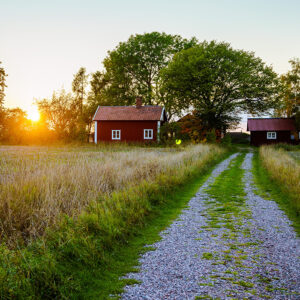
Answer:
121, 152, 300, 300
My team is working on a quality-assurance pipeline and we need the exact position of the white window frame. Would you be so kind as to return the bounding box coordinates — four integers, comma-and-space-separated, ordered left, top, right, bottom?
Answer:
267, 132, 277, 140
144, 129, 153, 140
112, 130, 121, 140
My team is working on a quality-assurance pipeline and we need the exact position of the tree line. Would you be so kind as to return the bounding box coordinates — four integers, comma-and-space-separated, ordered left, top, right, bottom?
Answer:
0, 32, 299, 144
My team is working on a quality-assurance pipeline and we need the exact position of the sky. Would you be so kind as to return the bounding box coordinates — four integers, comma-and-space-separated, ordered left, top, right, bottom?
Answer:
1, 0, 300, 130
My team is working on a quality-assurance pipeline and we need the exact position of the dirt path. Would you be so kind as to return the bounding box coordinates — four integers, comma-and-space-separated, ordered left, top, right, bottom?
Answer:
121, 152, 300, 300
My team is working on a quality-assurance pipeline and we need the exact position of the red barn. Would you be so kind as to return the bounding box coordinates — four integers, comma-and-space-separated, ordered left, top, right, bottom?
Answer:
93, 98, 167, 143
247, 118, 299, 146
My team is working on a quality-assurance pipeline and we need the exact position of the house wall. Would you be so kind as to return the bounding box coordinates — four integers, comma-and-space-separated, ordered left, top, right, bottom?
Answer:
97, 121, 158, 142
250, 131, 293, 146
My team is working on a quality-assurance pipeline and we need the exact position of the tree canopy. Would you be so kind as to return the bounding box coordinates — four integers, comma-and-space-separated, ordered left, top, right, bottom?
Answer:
276, 58, 300, 118
160, 41, 280, 130
37, 90, 78, 141
101, 32, 197, 116
72, 67, 88, 116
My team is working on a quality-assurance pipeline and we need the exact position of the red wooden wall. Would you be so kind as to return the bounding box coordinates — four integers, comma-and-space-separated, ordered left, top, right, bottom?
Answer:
250, 131, 293, 146
97, 121, 158, 142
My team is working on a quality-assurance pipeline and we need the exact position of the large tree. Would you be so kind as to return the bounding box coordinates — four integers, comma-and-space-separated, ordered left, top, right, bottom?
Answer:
0, 61, 7, 107
275, 58, 300, 118
0, 62, 7, 129
37, 89, 78, 140
0, 108, 29, 144
72, 67, 88, 116
101, 32, 197, 113
160, 41, 280, 131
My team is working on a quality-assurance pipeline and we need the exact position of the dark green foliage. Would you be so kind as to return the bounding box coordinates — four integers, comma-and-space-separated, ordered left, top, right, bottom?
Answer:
101, 32, 197, 118
161, 41, 281, 130
275, 58, 300, 118
228, 132, 250, 145
221, 134, 232, 146
160, 122, 188, 144
206, 130, 217, 143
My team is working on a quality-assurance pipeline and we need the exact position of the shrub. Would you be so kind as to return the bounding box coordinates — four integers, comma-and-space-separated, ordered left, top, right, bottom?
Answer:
221, 134, 232, 146
206, 130, 217, 143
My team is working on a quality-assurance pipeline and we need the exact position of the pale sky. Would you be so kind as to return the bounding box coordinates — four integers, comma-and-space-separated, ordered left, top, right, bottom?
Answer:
1, 0, 300, 128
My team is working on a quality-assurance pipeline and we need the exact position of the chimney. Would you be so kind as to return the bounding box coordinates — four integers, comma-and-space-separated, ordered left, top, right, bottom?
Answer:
136, 96, 142, 108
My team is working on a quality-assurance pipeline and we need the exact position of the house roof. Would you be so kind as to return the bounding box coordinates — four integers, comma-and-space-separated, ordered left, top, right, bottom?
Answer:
93, 105, 165, 121
247, 118, 296, 131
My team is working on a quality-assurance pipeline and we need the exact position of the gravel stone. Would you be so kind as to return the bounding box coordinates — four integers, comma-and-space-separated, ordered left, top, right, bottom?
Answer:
121, 152, 300, 300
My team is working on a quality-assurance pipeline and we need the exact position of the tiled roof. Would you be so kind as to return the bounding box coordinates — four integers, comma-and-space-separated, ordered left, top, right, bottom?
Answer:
93, 105, 164, 121
247, 118, 296, 131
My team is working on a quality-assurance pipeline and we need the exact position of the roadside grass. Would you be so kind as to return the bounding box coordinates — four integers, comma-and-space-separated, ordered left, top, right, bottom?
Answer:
0, 144, 228, 298
268, 143, 300, 162
270, 143, 300, 152
288, 151, 300, 162
252, 150, 300, 236
79, 155, 228, 299
0, 143, 215, 246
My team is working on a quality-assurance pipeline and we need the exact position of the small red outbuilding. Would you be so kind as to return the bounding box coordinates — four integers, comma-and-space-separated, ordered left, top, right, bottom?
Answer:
247, 118, 299, 146
92, 98, 167, 143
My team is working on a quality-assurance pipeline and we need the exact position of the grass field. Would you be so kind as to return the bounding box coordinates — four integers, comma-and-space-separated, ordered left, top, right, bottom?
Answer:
255, 146, 300, 231
0, 143, 227, 298
288, 151, 300, 162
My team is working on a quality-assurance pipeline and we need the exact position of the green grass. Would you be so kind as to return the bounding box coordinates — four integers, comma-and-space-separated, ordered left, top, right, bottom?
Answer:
288, 151, 300, 162
270, 143, 300, 152
75, 151, 231, 299
205, 153, 247, 230
252, 151, 300, 236
0, 147, 230, 299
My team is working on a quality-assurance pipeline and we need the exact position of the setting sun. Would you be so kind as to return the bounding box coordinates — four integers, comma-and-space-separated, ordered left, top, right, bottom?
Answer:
27, 106, 40, 122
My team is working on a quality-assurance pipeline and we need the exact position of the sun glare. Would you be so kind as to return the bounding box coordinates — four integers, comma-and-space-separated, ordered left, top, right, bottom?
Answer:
27, 106, 40, 122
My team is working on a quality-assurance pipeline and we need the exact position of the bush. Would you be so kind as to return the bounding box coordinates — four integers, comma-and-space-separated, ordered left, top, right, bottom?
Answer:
221, 134, 232, 146
206, 130, 217, 143
160, 122, 188, 145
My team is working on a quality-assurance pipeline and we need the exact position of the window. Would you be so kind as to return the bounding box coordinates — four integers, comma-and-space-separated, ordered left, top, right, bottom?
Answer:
112, 130, 121, 140
144, 129, 153, 139
267, 132, 276, 140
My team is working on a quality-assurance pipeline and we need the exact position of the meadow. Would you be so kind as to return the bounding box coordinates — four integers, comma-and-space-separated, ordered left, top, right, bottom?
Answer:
0, 143, 226, 298
1, 144, 221, 245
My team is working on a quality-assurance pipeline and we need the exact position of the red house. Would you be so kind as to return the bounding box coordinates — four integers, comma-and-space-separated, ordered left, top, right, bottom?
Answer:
93, 98, 167, 143
247, 118, 299, 146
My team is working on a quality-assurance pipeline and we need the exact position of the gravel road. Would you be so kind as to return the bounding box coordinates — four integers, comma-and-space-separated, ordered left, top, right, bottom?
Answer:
121, 152, 300, 300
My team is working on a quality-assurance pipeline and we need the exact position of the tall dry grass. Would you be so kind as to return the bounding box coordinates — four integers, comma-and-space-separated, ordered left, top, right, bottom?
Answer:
0, 144, 223, 245
260, 146, 300, 215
